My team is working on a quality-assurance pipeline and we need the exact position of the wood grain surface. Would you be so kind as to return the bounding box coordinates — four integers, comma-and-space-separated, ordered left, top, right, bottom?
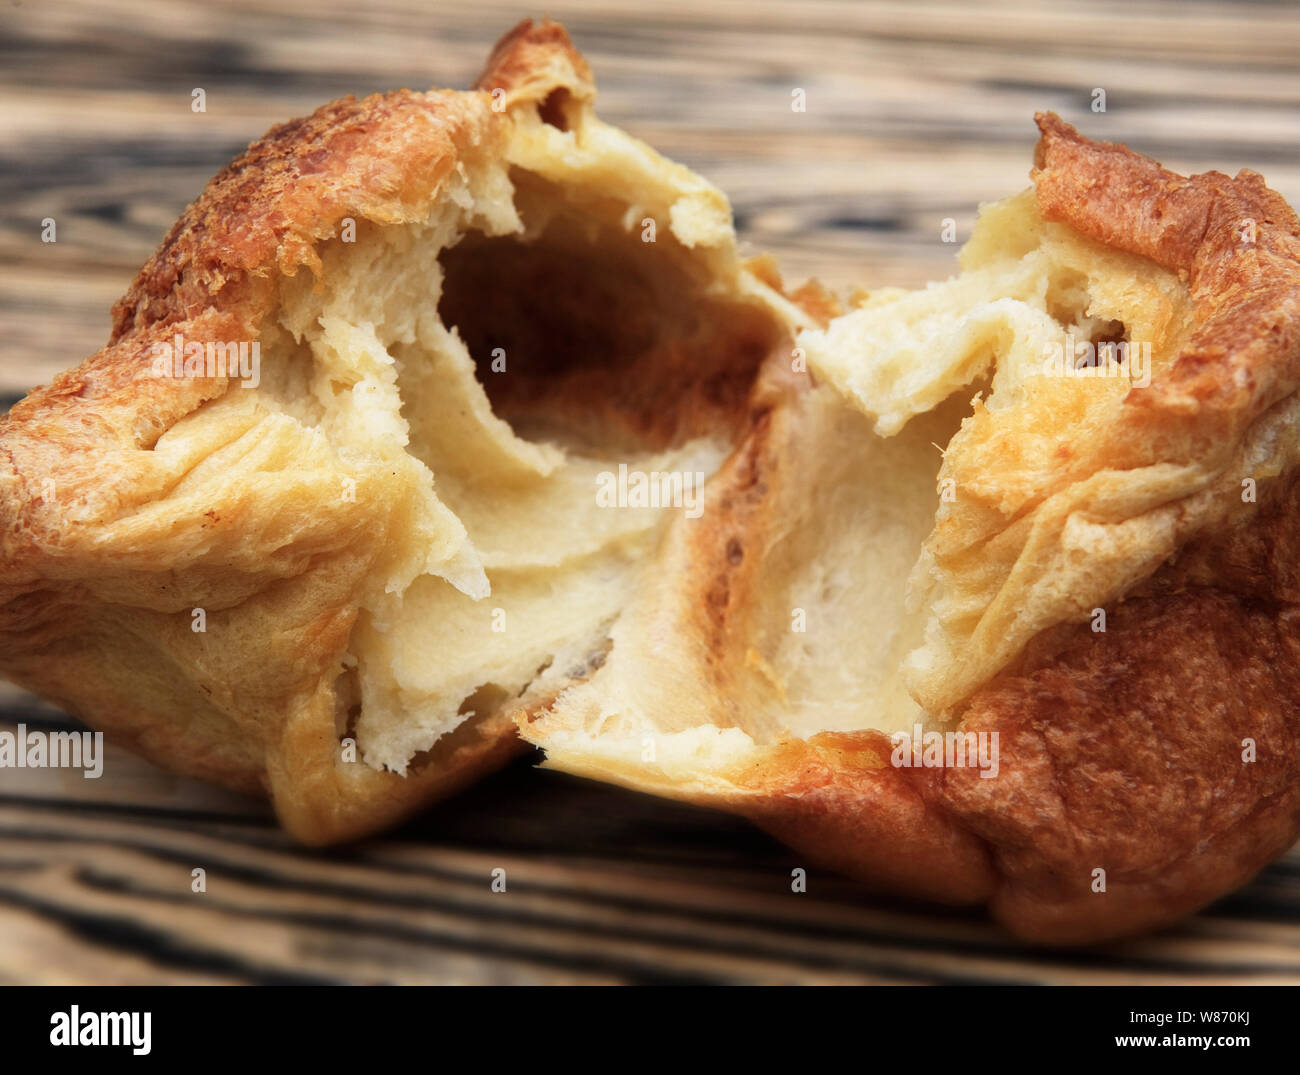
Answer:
2, 0, 1299, 985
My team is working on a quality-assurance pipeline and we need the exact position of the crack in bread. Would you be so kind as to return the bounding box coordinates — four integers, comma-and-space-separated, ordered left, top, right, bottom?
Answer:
0, 20, 805, 843
520, 112, 1300, 942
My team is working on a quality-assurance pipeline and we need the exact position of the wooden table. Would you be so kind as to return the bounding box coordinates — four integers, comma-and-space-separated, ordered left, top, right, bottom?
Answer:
2, 0, 1299, 984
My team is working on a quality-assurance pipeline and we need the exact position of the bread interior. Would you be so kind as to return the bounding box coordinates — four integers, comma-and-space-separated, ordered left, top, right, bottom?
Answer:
199, 101, 795, 774
522, 189, 1200, 790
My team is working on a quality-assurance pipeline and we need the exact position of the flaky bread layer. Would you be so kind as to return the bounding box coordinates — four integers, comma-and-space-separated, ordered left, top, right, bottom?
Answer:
0, 20, 804, 843
522, 116, 1300, 942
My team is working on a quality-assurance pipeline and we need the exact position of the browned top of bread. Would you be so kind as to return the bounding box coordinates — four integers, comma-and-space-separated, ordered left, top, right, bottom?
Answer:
1034, 111, 1300, 442
0, 19, 580, 576
112, 19, 591, 341
0, 20, 648, 842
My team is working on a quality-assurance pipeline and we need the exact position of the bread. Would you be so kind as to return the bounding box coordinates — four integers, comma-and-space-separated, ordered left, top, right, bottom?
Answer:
0, 20, 807, 844
5, 17, 1299, 943
518, 114, 1300, 942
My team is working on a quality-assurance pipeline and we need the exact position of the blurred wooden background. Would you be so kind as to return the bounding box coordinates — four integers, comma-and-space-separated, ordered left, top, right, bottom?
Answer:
2, 0, 1299, 984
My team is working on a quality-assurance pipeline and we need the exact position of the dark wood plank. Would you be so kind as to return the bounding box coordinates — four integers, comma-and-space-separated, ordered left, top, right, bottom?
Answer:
3, 684, 1299, 985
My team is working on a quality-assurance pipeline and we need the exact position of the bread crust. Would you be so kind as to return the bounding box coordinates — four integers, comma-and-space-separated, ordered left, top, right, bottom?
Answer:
773, 118, 1300, 940
1033, 112, 1300, 445
0, 20, 595, 843
519, 114, 1300, 942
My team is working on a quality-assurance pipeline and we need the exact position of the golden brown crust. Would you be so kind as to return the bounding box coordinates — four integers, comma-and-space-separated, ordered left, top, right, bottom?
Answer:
0, 19, 588, 843
1033, 112, 1300, 446
520, 114, 1300, 943
937, 459, 1300, 940
474, 16, 595, 107
932, 586, 1300, 942
794, 118, 1300, 939
741, 733, 998, 906
110, 17, 583, 343
894, 115, 1300, 716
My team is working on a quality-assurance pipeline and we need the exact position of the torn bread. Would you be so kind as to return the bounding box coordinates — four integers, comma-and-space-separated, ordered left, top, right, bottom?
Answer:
0, 20, 805, 843
519, 114, 1300, 942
